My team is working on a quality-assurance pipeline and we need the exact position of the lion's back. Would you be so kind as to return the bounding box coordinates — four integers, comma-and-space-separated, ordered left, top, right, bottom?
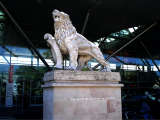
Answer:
75, 33, 96, 47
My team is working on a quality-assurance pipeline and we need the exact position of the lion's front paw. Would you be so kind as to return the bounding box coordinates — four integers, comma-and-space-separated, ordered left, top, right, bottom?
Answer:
65, 66, 77, 71
101, 67, 111, 72
53, 65, 63, 70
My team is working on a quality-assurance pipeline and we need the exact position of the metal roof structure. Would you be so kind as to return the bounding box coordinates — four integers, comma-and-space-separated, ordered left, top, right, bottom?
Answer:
0, 0, 160, 68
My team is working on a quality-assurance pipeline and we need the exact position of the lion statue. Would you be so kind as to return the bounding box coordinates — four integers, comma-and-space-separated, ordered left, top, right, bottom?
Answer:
44, 9, 111, 72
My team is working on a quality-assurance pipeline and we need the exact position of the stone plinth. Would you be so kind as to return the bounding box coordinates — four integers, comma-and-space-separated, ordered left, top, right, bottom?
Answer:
42, 70, 123, 120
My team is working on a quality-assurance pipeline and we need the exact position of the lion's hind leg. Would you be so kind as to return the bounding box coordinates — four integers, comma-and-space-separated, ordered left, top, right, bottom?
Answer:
90, 47, 111, 72
77, 55, 92, 70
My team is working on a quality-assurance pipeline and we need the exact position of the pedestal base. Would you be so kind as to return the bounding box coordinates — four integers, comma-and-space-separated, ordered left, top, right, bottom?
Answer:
42, 70, 123, 120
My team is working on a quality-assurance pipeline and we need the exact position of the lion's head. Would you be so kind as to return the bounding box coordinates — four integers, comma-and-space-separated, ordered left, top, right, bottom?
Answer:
52, 9, 70, 23
52, 9, 77, 40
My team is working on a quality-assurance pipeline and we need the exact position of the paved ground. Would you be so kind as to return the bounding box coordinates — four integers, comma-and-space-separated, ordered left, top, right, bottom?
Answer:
0, 106, 42, 120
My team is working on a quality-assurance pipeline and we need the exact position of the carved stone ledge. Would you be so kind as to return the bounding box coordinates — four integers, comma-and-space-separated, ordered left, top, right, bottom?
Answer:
43, 70, 121, 82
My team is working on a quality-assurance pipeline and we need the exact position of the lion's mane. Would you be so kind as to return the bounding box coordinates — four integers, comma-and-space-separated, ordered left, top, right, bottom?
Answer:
54, 15, 77, 41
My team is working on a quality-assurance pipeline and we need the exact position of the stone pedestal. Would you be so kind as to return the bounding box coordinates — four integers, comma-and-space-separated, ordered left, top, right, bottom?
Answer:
42, 70, 123, 120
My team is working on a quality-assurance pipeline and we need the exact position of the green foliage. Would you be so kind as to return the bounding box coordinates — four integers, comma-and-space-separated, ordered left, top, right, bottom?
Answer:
15, 66, 48, 96
81, 67, 90, 71
16, 66, 47, 80
42, 49, 52, 59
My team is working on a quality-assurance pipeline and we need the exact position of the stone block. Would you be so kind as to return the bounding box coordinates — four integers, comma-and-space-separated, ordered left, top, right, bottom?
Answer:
42, 70, 123, 120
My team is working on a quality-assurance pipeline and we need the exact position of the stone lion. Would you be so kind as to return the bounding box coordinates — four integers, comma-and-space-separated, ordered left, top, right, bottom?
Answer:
44, 9, 111, 71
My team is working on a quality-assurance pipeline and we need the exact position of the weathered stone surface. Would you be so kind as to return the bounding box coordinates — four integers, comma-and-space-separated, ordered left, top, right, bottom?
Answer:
43, 70, 120, 82
44, 9, 111, 71
43, 70, 123, 120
